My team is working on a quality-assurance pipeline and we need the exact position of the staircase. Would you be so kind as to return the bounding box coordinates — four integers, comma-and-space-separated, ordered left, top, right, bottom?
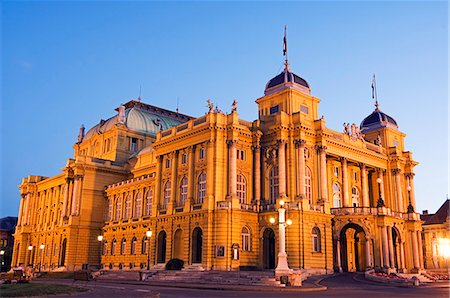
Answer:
146, 270, 284, 287
96, 270, 144, 281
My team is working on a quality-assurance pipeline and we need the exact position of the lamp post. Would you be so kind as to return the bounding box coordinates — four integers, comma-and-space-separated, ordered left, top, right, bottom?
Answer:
39, 244, 45, 272
97, 235, 103, 269
0, 250, 4, 272
269, 200, 293, 277
376, 177, 385, 207
27, 245, 33, 267
146, 230, 152, 270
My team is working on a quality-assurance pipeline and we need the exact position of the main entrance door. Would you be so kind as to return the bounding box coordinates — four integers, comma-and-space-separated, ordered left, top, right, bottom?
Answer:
340, 223, 367, 272
191, 227, 202, 263
263, 228, 275, 269
157, 231, 167, 263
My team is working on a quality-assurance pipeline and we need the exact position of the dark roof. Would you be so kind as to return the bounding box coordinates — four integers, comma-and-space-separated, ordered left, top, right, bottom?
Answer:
421, 199, 449, 225
0, 217, 18, 232
360, 109, 398, 132
265, 68, 310, 95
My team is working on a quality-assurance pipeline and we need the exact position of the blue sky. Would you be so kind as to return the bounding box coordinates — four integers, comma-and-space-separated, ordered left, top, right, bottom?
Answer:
1, 1, 448, 217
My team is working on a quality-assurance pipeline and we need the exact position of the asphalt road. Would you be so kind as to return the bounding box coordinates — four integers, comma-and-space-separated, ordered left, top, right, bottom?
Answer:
43, 273, 449, 298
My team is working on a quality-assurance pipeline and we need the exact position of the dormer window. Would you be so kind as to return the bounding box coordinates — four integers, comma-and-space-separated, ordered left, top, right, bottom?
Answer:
130, 138, 138, 152
270, 105, 279, 115
300, 105, 309, 114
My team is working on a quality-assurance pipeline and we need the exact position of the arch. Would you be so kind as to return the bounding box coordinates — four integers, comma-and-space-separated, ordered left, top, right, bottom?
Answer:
141, 236, 148, 254
237, 174, 247, 204
124, 194, 132, 219
60, 238, 67, 267
339, 223, 367, 272
111, 238, 117, 255
263, 228, 275, 269
197, 172, 207, 204
269, 166, 279, 204
173, 229, 183, 260
242, 226, 251, 251
179, 177, 188, 206
391, 226, 401, 270
144, 188, 153, 216
134, 192, 143, 217
120, 238, 126, 255
115, 195, 122, 220
102, 241, 108, 256
351, 187, 360, 207
192, 227, 203, 263
163, 181, 171, 209
332, 183, 342, 208
157, 231, 167, 263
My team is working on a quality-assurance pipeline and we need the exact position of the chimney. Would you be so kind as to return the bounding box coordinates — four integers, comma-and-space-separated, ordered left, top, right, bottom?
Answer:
422, 210, 428, 215
117, 105, 126, 124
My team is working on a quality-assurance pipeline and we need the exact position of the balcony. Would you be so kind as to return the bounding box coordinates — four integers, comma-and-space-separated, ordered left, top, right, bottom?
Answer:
331, 207, 420, 220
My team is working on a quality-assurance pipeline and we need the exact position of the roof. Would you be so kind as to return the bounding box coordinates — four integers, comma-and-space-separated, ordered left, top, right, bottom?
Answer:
264, 67, 310, 96
421, 199, 449, 225
0, 217, 18, 232
360, 108, 398, 133
83, 100, 193, 142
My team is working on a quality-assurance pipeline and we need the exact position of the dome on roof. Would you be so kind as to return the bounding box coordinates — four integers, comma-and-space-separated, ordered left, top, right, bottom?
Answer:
83, 101, 190, 142
265, 67, 310, 95
360, 108, 398, 132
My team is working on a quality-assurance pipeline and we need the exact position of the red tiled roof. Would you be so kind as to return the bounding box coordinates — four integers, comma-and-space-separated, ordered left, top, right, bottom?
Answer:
421, 199, 449, 225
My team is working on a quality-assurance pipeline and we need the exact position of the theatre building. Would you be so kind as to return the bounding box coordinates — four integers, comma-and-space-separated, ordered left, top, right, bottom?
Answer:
12, 59, 424, 275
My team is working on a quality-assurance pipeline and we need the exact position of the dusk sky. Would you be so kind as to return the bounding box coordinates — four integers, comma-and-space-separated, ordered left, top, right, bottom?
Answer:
1, 1, 448, 217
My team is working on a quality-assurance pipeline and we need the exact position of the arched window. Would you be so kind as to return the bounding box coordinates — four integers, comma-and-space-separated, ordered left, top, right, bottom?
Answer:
332, 183, 341, 208
351, 187, 360, 207
242, 226, 251, 251
163, 181, 171, 209
144, 188, 153, 216
179, 177, 188, 206
103, 241, 108, 255
197, 172, 207, 204
134, 192, 142, 217
269, 166, 279, 204
111, 239, 117, 255
124, 194, 132, 219
120, 238, 126, 255
312, 227, 321, 252
305, 167, 312, 201
115, 196, 122, 220
237, 174, 247, 204
107, 199, 113, 221
131, 237, 137, 255
142, 236, 148, 254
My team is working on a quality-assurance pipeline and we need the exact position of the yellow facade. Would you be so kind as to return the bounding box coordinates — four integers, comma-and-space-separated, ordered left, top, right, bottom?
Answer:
12, 63, 424, 275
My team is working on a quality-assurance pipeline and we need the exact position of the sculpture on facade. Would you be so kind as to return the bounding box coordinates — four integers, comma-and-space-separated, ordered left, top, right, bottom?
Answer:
77, 125, 85, 143
344, 122, 365, 141
117, 105, 126, 124
207, 99, 214, 113
231, 99, 238, 113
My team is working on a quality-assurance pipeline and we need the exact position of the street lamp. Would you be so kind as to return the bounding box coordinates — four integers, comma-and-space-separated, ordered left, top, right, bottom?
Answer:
146, 230, 152, 270
406, 186, 415, 213
39, 244, 45, 272
269, 199, 293, 278
376, 177, 385, 207
97, 235, 103, 269
0, 250, 4, 272
27, 246, 33, 267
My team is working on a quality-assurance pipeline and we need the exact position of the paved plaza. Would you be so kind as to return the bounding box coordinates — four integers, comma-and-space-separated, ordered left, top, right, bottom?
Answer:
34, 273, 449, 298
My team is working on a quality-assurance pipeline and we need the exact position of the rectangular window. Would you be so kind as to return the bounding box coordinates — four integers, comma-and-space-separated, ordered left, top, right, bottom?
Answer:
199, 148, 206, 159
165, 159, 171, 168
181, 153, 188, 164
353, 171, 358, 181
300, 105, 309, 114
270, 105, 279, 115
237, 149, 245, 160
130, 138, 138, 152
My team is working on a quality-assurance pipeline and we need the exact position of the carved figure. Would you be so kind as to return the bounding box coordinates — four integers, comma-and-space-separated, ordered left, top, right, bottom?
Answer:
77, 125, 85, 143
231, 99, 238, 113
214, 106, 222, 114
376, 134, 382, 145
207, 99, 214, 112
343, 122, 351, 135
117, 105, 126, 124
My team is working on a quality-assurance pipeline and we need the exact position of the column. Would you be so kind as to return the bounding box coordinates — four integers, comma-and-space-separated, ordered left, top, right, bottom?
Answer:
17, 195, 25, 226
187, 146, 196, 202
206, 141, 215, 198
275, 206, 289, 272
296, 140, 306, 198
365, 236, 372, 268
417, 230, 424, 269
227, 140, 237, 197
407, 173, 417, 210
381, 226, 390, 268
336, 238, 342, 272
361, 164, 370, 207
393, 169, 404, 212
153, 155, 162, 215
377, 169, 385, 204
24, 193, 30, 225
278, 140, 287, 197
62, 178, 70, 217
341, 158, 349, 207
71, 175, 82, 216
253, 145, 261, 203
170, 151, 178, 209
387, 226, 395, 269
400, 241, 406, 271
411, 230, 420, 269
317, 146, 328, 202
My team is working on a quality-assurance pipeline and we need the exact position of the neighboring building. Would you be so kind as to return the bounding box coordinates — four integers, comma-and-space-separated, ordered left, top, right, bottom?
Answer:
0, 216, 18, 272
12, 56, 425, 275
422, 199, 450, 271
